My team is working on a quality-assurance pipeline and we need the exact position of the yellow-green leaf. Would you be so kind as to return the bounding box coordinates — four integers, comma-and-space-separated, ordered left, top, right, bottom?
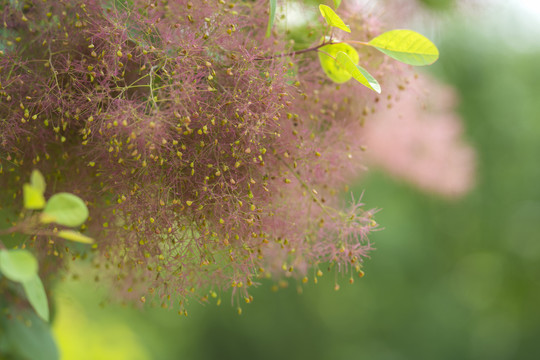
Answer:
41, 193, 89, 227
266, 0, 277, 38
318, 42, 359, 83
368, 29, 439, 66
0, 249, 38, 283
319, 4, 350, 33
57, 230, 94, 244
336, 52, 381, 93
23, 184, 46, 210
30, 169, 46, 194
22, 274, 49, 322
333, 0, 342, 9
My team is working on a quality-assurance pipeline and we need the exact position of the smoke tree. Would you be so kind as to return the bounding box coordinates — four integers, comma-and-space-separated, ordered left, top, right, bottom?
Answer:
0, 0, 440, 356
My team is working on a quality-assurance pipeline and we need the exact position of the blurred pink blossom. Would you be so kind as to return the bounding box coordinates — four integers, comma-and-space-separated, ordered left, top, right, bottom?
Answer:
362, 73, 476, 197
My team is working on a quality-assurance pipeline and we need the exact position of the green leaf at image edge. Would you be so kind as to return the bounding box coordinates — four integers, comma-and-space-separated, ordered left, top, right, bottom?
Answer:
2, 310, 59, 360
333, 0, 342, 9
368, 29, 439, 66
266, 0, 277, 37
319, 4, 350, 33
336, 51, 381, 93
41, 192, 89, 227
22, 275, 49, 322
0, 249, 38, 283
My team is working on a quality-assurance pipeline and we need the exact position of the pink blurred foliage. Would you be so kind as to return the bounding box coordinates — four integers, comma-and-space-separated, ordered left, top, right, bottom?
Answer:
362, 72, 476, 198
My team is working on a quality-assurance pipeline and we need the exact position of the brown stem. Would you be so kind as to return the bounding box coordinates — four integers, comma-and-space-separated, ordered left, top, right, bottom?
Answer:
254, 39, 370, 61
0, 227, 17, 236
255, 41, 335, 61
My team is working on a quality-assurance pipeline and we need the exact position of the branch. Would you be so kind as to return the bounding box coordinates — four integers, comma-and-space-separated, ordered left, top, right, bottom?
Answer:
255, 41, 336, 61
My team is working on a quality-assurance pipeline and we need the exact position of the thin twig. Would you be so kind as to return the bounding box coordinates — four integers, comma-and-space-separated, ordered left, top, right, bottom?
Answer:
276, 155, 334, 217
254, 38, 371, 61
255, 42, 333, 61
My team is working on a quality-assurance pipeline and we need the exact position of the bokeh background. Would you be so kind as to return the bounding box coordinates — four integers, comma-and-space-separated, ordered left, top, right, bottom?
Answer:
48, 0, 540, 359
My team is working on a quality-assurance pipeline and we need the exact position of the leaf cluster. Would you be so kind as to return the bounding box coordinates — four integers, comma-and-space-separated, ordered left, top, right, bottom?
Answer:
266, 2, 439, 93
1, 170, 92, 321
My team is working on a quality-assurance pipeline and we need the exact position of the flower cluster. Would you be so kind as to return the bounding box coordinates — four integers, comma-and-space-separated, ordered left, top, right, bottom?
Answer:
0, 0, 419, 309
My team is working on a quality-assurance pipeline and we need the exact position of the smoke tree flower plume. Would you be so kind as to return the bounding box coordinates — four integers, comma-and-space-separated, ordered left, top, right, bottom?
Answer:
0, 0, 440, 319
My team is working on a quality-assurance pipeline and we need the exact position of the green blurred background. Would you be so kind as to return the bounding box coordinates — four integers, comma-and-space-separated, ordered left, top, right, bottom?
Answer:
50, 1, 540, 359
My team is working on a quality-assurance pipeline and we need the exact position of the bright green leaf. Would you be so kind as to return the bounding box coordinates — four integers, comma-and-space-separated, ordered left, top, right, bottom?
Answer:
368, 29, 439, 66
266, 0, 277, 38
318, 42, 359, 83
319, 4, 350, 33
30, 169, 46, 194
41, 193, 89, 227
22, 275, 49, 322
57, 230, 94, 244
23, 184, 46, 210
336, 51, 381, 93
333, 0, 342, 8
0, 249, 38, 283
